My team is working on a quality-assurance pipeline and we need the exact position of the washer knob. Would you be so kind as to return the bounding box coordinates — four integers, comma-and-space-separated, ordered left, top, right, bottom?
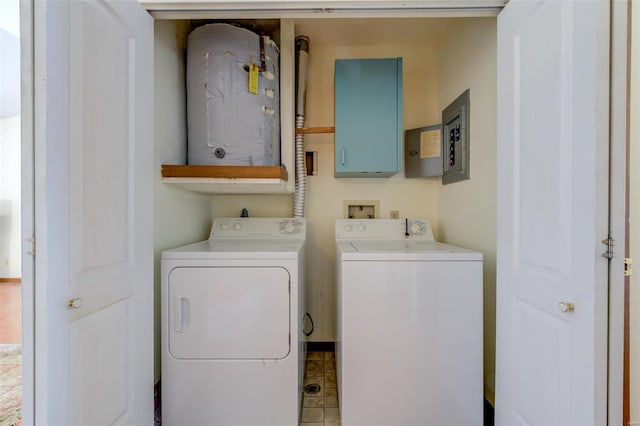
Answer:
234, 223, 242, 231
221, 223, 229, 231
410, 223, 422, 235
358, 224, 366, 232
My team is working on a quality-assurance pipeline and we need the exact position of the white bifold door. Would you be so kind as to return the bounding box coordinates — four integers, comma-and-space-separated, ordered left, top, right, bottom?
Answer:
495, 1, 610, 425
34, 0, 154, 424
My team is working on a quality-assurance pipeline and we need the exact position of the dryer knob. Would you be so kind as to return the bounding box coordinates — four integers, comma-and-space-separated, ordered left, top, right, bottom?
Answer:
285, 223, 296, 233
345, 224, 353, 232
221, 223, 229, 231
358, 224, 366, 232
410, 223, 422, 235
234, 223, 242, 231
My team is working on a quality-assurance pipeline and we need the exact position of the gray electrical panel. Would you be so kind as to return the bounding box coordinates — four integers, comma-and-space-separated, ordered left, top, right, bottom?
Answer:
442, 89, 470, 185
404, 124, 443, 177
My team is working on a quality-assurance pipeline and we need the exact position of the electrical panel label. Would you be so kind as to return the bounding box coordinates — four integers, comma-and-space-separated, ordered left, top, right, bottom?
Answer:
420, 129, 441, 159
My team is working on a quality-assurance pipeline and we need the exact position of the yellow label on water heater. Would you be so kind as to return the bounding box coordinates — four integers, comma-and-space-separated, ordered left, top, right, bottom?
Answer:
249, 64, 259, 94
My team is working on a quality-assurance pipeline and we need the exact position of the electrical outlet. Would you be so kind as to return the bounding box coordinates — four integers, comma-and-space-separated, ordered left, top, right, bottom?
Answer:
390, 210, 399, 219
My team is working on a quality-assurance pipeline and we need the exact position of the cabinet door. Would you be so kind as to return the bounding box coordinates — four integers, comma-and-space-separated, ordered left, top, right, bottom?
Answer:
334, 58, 402, 177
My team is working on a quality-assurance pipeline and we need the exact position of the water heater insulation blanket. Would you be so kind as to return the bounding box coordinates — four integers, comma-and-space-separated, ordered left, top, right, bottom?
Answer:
187, 23, 280, 166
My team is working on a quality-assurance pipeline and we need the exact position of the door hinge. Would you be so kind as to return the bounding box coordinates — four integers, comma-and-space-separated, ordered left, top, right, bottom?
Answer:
602, 237, 614, 259
26, 237, 35, 257
625, 258, 633, 277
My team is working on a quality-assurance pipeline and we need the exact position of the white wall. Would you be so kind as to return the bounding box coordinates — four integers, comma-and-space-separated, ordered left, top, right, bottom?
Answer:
0, 0, 21, 279
437, 18, 497, 400
211, 194, 293, 218
0, 116, 21, 278
630, 1, 639, 422
154, 20, 213, 379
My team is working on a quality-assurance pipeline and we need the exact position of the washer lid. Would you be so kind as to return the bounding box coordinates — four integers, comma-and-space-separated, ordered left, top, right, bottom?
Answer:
337, 240, 482, 261
350, 240, 456, 253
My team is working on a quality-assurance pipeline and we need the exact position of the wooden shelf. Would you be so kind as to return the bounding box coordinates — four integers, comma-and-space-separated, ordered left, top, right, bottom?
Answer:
295, 126, 335, 135
161, 165, 290, 194
161, 165, 288, 180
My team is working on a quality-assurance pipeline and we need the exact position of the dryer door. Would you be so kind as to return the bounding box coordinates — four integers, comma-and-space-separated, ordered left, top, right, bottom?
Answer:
168, 266, 290, 359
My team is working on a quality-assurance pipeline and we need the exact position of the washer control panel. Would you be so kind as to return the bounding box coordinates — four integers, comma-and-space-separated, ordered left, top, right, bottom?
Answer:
335, 219, 434, 241
211, 218, 306, 240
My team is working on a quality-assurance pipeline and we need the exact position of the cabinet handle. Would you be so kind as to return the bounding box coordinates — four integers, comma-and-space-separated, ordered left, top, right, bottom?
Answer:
341, 148, 345, 166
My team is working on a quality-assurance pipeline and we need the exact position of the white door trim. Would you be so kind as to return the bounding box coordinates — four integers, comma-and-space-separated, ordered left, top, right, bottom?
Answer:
32, 0, 51, 422
20, 0, 35, 424
608, 0, 631, 424
142, 0, 506, 19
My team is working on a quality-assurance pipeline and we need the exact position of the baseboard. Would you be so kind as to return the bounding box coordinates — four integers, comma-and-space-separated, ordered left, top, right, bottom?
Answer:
307, 341, 335, 352
0, 278, 21, 283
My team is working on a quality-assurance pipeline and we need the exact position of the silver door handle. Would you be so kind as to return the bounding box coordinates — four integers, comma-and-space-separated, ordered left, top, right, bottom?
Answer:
558, 301, 575, 313
67, 298, 83, 309
341, 148, 345, 166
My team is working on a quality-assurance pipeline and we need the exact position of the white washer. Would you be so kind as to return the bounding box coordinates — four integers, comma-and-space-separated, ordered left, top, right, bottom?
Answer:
161, 218, 306, 426
335, 219, 483, 426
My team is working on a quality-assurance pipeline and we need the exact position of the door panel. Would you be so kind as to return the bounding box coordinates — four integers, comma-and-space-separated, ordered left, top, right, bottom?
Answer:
512, 301, 570, 425
515, 1, 571, 277
68, 0, 135, 317
168, 267, 291, 359
69, 302, 130, 425
496, 0, 610, 425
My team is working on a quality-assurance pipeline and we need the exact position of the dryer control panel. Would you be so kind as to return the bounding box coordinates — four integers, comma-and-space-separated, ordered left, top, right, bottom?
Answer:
211, 218, 306, 240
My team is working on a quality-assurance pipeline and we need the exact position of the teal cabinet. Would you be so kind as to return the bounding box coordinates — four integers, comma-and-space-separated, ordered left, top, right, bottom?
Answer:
334, 58, 403, 178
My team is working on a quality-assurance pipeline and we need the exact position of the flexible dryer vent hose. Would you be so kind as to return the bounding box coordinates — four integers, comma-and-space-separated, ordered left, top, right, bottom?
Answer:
293, 36, 310, 218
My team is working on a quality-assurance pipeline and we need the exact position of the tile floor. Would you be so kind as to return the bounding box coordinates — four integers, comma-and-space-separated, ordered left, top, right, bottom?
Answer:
300, 350, 340, 426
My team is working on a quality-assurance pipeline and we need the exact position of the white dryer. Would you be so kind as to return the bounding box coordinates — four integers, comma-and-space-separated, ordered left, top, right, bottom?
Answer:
335, 219, 483, 426
161, 218, 306, 426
